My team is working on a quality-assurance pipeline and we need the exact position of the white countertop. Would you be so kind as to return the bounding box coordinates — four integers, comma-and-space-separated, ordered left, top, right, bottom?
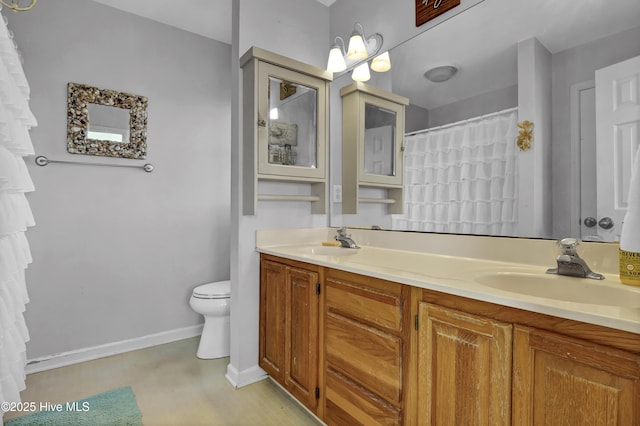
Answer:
257, 228, 640, 335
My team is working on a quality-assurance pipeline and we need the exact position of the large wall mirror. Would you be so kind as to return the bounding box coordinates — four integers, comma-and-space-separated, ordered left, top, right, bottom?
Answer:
330, 0, 640, 243
67, 82, 148, 159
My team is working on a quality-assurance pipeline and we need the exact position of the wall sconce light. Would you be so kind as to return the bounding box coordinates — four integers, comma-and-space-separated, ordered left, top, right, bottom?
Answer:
370, 51, 391, 72
351, 63, 371, 82
326, 22, 389, 82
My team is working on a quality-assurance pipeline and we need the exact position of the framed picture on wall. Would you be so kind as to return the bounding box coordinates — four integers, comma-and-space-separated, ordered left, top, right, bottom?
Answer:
415, 0, 460, 27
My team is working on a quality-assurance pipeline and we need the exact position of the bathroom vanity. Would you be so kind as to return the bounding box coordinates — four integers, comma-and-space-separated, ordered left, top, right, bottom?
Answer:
257, 228, 640, 425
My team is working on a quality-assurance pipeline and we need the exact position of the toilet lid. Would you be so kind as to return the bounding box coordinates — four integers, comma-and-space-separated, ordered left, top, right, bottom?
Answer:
193, 280, 231, 299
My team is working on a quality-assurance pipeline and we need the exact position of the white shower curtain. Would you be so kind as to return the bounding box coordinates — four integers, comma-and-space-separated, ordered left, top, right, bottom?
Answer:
0, 12, 37, 415
393, 109, 518, 236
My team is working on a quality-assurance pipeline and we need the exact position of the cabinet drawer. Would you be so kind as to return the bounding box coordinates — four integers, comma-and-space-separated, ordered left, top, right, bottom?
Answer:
325, 312, 402, 404
325, 276, 403, 332
325, 367, 401, 426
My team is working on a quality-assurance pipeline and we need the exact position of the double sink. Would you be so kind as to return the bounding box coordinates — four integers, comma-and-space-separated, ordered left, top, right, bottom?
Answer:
291, 245, 640, 311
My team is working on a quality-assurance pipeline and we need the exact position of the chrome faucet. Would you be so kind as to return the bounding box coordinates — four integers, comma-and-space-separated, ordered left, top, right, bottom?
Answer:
335, 227, 359, 249
546, 238, 604, 280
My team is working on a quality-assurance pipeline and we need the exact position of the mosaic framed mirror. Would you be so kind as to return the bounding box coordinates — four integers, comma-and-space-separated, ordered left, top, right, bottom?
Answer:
67, 82, 148, 159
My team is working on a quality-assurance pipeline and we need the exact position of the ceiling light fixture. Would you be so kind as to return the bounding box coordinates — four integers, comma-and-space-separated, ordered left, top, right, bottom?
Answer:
326, 22, 389, 82
424, 65, 459, 83
0, 0, 37, 12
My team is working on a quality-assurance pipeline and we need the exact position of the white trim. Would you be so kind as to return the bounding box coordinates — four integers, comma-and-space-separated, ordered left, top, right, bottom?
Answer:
569, 80, 596, 238
225, 363, 267, 388
25, 324, 204, 374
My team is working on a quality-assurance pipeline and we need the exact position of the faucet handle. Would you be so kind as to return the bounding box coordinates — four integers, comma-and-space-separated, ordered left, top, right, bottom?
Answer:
558, 237, 579, 255
337, 226, 348, 237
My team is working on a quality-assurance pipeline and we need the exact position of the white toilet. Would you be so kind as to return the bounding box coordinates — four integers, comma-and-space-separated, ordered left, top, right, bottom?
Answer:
189, 280, 231, 359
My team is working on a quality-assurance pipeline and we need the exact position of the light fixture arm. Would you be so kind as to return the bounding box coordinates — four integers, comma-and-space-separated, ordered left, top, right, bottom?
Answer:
353, 22, 383, 55
331, 36, 347, 56
350, 22, 384, 60
0, 0, 37, 12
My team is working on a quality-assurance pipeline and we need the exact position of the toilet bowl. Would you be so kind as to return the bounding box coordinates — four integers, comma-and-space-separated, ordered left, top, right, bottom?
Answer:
189, 280, 230, 359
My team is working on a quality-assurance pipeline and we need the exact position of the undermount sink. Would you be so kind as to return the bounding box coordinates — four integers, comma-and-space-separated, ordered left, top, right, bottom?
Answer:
300, 246, 359, 257
475, 272, 640, 309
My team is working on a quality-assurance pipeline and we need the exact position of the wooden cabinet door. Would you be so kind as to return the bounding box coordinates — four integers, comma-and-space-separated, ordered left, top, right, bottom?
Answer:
259, 259, 286, 381
323, 269, 410, 425
285, 266, 319, 412
513, 325, 640, 425
417, 303, 512, 426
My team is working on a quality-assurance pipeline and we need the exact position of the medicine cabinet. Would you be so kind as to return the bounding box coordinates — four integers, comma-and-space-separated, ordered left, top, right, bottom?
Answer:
241, 47, 332, 215
340, 82, 409, 214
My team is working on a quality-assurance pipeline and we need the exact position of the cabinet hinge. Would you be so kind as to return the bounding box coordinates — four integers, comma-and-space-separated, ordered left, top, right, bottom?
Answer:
315, 282, 321, 295
315, 387, 320, 400
415, 314, 419, 330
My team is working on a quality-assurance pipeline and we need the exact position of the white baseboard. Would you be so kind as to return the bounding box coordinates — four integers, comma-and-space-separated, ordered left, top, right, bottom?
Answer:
225, 363, 267, 388
25, 324, 204, 374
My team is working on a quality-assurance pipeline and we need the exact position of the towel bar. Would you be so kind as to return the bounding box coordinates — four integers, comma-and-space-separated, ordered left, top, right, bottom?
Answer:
35, 155, 154, 172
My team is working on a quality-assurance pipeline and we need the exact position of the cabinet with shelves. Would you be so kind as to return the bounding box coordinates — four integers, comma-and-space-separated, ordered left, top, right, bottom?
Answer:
241, 47, 332, 215
340, 82, 409, 214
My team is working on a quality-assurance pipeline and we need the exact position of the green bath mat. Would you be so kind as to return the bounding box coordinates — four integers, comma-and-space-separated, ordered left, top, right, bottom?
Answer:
5, 386, 142, 426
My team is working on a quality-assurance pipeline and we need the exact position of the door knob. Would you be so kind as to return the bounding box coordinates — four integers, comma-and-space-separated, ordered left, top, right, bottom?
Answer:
583, 217, 597, 228
598, 217, 614, 230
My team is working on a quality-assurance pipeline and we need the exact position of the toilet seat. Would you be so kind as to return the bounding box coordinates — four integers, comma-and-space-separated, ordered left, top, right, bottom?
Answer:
192, 280, 231, 299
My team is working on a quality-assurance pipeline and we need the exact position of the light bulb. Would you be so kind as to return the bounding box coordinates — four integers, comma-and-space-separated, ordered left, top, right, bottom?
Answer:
326, 45, 347, 73
370, 51, 391, 72
347, 31, 368, 60
351, 62, 371, 82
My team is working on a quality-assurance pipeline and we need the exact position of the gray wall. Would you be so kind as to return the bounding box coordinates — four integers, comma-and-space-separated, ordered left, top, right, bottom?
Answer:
329, 0, 485, 64
7, 0, 231, 359
427, 84, 517, 128
405, 104, 429, 134
228, 0, 330, 387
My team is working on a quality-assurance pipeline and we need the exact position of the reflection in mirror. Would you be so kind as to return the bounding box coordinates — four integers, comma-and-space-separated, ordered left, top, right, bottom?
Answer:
67, 82, 148, 159
330, 0, 640, 242
268, 77, 318, 168
364, 103, 396, 176
87, 103, 130, 143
